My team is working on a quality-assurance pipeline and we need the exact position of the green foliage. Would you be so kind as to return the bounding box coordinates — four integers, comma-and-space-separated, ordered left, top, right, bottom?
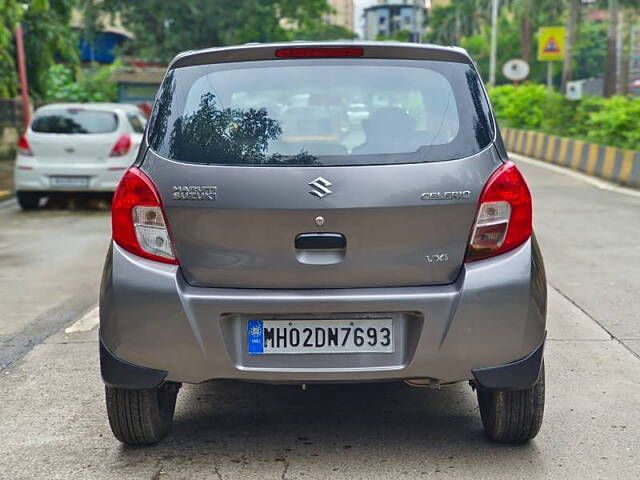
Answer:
460, 35, 490, 78
573, 21, 607, 80
582, 96, 640, 149
376, 30, 412, 42
490, 84, 550, 129
43, 63, 118, 103
0, 0, 78, 99
426, 0, 615, 86
292, 23, 357, 41
100, 0, 338, 63
490, 85, 640, 150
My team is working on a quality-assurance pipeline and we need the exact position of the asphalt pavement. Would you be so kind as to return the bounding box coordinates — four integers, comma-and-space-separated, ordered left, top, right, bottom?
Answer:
0, 157, 638, 479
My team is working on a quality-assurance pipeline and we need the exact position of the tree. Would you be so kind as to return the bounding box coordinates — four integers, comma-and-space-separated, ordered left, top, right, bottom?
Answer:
42, 63, 118, 102
0, 0, 78, 99
292, 23, 357, 41
603, 0, 619, 96
619, 7, 635, 95
573, 20, 607, 80
100, 0, 338, 63
562, 0, 581, 93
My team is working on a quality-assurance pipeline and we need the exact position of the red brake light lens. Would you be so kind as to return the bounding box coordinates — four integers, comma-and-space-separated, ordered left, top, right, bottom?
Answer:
112, 167, 177, 264
18, 134, 33, 156
110, 134, 132, 157
465, 162, 532, 262
275, 47, 364, 58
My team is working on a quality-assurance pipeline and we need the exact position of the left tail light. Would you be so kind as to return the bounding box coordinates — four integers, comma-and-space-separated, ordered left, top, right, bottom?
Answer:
18, 134, 33, 156
110, 134, 132, 157
465, 162, 532, 262
112, 167, 177, 264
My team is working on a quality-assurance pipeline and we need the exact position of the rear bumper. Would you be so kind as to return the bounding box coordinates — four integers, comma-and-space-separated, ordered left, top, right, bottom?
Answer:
14, 156, 131, 192
99, 238, 547, 386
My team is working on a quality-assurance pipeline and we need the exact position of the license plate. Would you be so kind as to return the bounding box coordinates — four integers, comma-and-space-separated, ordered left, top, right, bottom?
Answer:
247, 319, 394, 355
50, 176, 89, 188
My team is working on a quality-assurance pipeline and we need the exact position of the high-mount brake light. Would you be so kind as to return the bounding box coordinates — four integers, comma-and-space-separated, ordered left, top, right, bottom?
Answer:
110, 134, 132, 157
18, 134, 33, 156
465, 162, 532, 262
111, 167, 177, 264
275, 47, 364, 58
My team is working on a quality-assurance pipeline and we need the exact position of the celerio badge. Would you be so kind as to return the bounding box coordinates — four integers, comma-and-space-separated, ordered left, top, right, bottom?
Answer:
421, 191, 471, 201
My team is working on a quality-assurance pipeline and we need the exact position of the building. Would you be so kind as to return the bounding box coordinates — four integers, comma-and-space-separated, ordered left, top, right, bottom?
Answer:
363, 1, 427, 42
71, 9, 133, 64
325, 0, 355, 33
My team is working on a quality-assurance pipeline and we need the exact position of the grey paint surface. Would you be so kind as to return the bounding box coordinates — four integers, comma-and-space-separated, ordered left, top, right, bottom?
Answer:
101, 42, 527, 384
143, 148, 501, 289
0, 156, 639, 477
168, 41, 474, 70
100, 236, 545, 384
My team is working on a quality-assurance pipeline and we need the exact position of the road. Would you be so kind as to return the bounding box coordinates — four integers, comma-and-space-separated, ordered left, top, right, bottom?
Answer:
0, 158, 639, 479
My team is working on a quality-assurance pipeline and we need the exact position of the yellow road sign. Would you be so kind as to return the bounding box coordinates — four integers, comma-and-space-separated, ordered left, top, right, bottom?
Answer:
538, 27, 565, 62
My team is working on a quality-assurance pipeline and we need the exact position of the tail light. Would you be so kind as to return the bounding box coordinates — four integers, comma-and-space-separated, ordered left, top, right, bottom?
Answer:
110, 134, 132, 157
465, 162, 532, 262
275, 47, 364, 58
18, 134, 33, 156
112, 167, 177, 264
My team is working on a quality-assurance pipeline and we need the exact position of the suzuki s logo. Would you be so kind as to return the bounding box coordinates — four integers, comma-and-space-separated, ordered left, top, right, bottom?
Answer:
308, 177, 333, 198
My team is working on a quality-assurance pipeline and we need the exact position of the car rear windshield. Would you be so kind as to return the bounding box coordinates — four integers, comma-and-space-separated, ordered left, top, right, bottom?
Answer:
31, 109, 118, 134
148, 58, 494, 166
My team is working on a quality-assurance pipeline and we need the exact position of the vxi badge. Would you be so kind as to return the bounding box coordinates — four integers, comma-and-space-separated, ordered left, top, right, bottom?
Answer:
421, 191, 471, 201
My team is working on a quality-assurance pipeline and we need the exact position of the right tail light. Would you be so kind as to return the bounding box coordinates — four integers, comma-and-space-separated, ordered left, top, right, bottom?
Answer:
111, 167, 177, 264
465, 161, 532, 262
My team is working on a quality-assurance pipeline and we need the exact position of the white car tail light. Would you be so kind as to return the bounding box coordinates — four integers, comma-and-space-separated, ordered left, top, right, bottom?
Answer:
18, 134, 33, 156
465, 162, 532, 262
112, 167, 177, 264
110, 134, 132, 157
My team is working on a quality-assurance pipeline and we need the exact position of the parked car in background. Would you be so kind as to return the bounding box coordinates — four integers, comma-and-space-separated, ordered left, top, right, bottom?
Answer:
14, 103, 146, 210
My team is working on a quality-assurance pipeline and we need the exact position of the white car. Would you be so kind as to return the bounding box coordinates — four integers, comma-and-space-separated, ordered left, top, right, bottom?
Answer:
14, 103, 146, 210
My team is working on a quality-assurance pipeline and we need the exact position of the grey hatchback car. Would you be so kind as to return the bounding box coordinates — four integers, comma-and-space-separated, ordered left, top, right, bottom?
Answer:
99, 42, 546, 445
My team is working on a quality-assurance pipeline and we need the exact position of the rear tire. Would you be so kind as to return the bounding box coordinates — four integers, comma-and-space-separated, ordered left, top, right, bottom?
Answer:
105, 382, 179, 445
476, 362, 545, 443
16, 191, 41, 210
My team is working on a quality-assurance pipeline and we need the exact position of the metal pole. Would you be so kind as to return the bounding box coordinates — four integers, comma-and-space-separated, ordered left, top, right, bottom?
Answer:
547, 62, 553, 90
15, 23, 30, 130
489, 0, 499, 87
413, 3, 418, 43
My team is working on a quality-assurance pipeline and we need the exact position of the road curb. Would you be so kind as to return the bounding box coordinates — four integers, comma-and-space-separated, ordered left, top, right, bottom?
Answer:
503, 127, 640, 189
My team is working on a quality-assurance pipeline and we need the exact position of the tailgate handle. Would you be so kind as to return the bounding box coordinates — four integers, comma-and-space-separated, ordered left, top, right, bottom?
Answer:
295, 233, 346, 250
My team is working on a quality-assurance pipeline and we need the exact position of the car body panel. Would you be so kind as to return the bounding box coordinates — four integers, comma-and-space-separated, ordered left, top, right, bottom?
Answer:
143, 147, 501, 288
99, 236, 546, 384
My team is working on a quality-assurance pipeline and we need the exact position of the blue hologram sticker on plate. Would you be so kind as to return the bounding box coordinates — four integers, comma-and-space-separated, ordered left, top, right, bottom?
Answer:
248, 320, 264, 355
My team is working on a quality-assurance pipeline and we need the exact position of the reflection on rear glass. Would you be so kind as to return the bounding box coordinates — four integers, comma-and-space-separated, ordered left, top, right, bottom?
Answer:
149, 60, 493, 166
